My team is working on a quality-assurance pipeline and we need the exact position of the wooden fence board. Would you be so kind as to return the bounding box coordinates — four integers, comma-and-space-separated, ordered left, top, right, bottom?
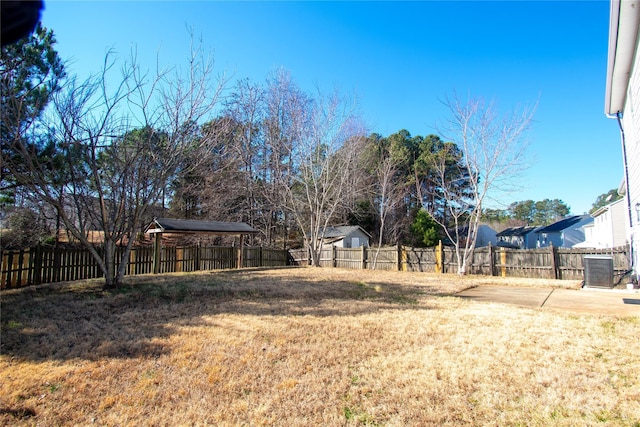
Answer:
0, 245, 289, 289
403, 247, 436, 272
7, 243, 625, 290
367, 247, 398, 271
287, 244, 630, 283
335, 248, 362, 270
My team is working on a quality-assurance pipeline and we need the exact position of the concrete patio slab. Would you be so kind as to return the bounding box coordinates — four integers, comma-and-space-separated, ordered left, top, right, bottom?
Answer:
456, 286, 640, 316
544, 288, 640, 316
456, 286, 552, 308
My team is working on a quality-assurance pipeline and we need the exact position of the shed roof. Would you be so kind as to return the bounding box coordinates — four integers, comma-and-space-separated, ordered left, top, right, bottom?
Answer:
145, 218, 258, 235
322, 226, 371, 239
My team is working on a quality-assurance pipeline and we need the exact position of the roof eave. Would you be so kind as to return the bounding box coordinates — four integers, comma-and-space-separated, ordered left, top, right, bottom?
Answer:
605, 0, 640, 116
144, 219, 165, 234
591, 206, 609, 217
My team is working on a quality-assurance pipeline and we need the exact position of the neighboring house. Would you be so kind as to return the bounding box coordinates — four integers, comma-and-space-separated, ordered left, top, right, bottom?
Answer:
574, 198, 627, 248
605, 0, 640, 275
319, 226, 371, 248
535, 215, 594, 248
475, 225, 498, 247
445, 224, 497, 248
496, 226, 539, 249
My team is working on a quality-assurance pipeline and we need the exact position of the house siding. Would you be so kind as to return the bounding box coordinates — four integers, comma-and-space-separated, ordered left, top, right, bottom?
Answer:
536, 217, 592, 248
525, 231, 540, 249
343, 229, 370, 248
611, 199, 628, 247
622, 45, 640, 272
563, 226, 587, 248
538, 232, 563, 248
496, 227, 538, 249
323, 228, 370, 248
588, 199, 627, 248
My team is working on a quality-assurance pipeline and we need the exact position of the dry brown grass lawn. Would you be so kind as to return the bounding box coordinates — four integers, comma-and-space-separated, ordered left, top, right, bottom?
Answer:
1, 267, 638, 426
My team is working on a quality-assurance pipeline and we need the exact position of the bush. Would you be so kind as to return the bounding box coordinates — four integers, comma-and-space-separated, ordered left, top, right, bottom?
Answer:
1, 208, 51, 249
411, 209, 439, 247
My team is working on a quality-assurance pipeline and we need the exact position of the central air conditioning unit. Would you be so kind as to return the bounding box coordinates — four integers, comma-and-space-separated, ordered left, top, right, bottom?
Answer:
583, 255, 614, 288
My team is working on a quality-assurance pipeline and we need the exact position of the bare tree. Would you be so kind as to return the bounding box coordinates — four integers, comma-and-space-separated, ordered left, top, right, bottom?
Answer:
361, 135, 407, 268
428, 94, 535, 274
223, 78, 264, 235
4, 41, 228, 288
280, 89, 366, 266
261, 69, 310, 248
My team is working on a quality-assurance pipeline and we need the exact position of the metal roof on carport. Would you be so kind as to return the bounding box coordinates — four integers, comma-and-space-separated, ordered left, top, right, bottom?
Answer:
145, 218, 258, 235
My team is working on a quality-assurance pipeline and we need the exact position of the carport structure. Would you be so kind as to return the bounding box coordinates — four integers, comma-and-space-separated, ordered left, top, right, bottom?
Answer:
144, 218, 258, 273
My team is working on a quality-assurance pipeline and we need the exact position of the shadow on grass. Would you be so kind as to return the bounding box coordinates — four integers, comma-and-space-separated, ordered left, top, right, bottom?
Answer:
0, 407, 36, 422
0, 268, 437, 362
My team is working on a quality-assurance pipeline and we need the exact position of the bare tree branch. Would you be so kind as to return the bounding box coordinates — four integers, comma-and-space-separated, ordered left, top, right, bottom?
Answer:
431, 93, 536, 274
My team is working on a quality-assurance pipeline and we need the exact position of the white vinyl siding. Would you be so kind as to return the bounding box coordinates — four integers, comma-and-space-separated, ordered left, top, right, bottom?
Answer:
623, 48, 640, 270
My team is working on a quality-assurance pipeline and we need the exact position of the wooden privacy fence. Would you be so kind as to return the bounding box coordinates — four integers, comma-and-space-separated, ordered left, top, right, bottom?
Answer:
1, 245, 289, 289
3, 244, 630, 289
289, 244, 630, 281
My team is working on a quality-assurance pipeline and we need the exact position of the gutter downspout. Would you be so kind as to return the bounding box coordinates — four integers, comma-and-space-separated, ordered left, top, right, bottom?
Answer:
612, 111, 635, 273
615, 112, 633, 229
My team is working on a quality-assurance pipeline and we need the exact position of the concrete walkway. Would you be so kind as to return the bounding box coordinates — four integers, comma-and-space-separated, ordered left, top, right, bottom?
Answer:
456, 285, 640, 316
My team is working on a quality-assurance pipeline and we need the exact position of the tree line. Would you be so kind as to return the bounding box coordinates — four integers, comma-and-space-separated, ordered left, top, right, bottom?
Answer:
1, 26, 536, 287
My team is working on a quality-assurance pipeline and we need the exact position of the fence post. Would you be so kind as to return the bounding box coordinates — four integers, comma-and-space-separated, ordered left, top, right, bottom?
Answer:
333, 245, 337, 268
237, 234, 245, 269
550, 244, 559, 279
436, 241, 444, 273
17, 249, 26, 287
53, 248, 61, 283
396, 245, 402, 271
488, 244, 495, 276
361, 245, 367, 270
153, 233, 162, 274
0, 249, 3, 288
500, 248, 507, 277
27, 247, 34, 285
129, 248, 136, 276
175, 247, 183, 272
5, 251, 14, 288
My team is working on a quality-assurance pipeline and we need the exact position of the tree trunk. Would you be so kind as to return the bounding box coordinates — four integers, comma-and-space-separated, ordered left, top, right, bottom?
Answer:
372, 217, 385, 270
309, 245, 321, 267
103, 239, 118, 289
115, 230, 138, 286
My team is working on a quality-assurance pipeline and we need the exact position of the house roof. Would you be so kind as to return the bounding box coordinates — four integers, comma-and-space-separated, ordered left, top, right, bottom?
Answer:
145, 218, 258, 235
322, 225, 371, 239
496, 226, 538, 238
605, 0, 640, 115
536, 215, 592, 234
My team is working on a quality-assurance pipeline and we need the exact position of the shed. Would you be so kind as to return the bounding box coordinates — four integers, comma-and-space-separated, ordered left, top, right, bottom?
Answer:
319, 226, 371, 248
144, 218, 258, 272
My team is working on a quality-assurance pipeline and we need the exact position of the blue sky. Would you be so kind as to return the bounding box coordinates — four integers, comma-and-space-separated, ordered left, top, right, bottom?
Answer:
42, 1, 621, 215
